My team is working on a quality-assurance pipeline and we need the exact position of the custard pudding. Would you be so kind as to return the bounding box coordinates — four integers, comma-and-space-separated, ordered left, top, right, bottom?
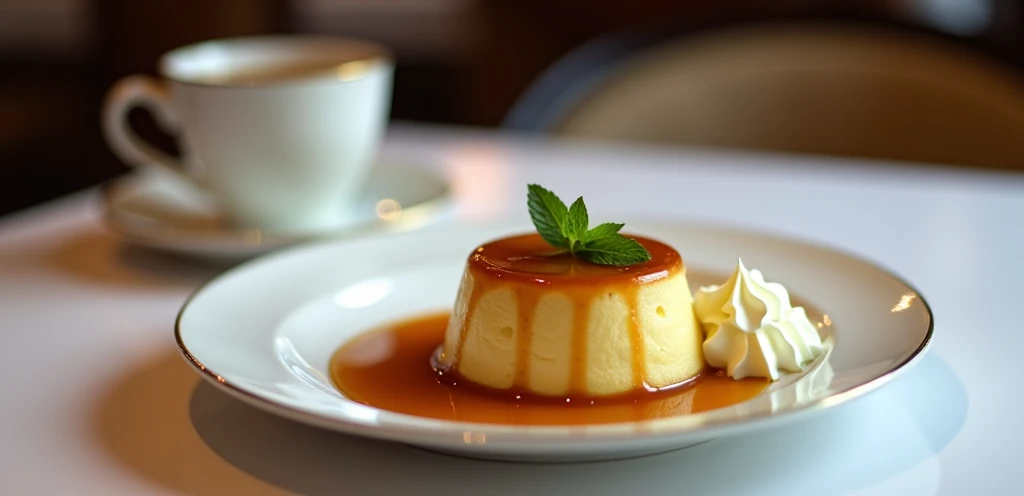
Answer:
436, 233, 704, 397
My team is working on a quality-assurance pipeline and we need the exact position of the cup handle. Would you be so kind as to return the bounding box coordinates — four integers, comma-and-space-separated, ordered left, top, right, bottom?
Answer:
102, 75, 203, 189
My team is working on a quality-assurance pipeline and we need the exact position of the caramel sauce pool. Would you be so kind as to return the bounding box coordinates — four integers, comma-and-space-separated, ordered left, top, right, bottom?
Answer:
331, 313, 769, 425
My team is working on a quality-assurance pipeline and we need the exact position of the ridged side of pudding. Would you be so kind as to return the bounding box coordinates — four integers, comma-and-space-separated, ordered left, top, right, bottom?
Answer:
437, 233, 703, 397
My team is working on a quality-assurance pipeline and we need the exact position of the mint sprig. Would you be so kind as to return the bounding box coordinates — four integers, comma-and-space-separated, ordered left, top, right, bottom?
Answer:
527, 184, 569, 249
526, 184, 652, 266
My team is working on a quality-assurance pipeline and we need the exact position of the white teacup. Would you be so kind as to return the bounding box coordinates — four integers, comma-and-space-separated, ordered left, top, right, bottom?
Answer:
103, 36, 393, 232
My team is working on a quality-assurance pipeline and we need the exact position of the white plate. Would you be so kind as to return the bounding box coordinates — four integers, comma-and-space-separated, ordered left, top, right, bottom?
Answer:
175, 219, 932, 462
101, 160, 452, 259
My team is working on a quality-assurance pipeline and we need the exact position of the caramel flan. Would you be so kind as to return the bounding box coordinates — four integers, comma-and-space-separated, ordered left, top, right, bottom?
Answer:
436, 233, 704, 397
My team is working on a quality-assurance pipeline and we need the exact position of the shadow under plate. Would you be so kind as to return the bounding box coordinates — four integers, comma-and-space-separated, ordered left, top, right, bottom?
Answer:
187, 352, 966, 495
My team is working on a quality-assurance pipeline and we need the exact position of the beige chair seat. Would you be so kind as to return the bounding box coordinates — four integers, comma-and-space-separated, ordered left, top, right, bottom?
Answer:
544, 23, 1024, 169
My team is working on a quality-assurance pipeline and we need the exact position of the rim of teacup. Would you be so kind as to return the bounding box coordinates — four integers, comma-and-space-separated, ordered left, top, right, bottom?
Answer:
158, 35, 392, 88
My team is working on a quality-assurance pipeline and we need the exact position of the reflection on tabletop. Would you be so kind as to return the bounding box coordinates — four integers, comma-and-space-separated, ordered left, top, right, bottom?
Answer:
94, 339, 964, 495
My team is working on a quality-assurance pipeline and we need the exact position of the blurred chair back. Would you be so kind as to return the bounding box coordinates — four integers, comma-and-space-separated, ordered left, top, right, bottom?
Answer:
506, 23, 1024, 169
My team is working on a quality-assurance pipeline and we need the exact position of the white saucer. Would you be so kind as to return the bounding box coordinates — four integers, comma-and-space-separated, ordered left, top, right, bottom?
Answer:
175, 219, 932, 462
101, 160, 452, 258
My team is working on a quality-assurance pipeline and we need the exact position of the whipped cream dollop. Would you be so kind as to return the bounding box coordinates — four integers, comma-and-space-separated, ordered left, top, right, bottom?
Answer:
694, 259, 825, 380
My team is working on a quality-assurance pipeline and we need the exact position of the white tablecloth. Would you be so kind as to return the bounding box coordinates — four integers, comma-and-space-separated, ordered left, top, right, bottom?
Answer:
0, 124, 1019, 495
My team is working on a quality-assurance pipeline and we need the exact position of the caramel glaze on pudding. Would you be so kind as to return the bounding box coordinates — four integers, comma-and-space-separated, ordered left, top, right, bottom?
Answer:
436, 233, 705, 399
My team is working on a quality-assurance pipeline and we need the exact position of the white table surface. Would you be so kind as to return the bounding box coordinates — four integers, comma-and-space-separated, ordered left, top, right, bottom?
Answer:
0, 124, 1019, 495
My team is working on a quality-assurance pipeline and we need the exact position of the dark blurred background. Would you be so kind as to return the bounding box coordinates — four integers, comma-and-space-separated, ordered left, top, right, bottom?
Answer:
1, 0, 1022, 218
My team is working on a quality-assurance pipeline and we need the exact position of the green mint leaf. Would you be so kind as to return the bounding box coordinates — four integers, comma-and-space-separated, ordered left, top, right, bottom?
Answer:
578, 234, 652, 266
527, 184, 569, 249
526, 185, 650, 266
583, 222, 624, 243
564, 197, 589, 251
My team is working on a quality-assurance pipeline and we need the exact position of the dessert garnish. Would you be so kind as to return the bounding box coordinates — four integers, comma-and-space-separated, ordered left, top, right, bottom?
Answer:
331, 185, 824, 425
527, 184, 651, 266
693, 259, 825, 380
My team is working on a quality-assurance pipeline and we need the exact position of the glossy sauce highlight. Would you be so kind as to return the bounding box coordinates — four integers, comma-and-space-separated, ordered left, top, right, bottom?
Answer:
331, 313, 769, 425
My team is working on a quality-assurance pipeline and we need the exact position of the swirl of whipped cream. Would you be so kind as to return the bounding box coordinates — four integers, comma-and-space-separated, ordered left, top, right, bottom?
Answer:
694, 259, 825, 380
